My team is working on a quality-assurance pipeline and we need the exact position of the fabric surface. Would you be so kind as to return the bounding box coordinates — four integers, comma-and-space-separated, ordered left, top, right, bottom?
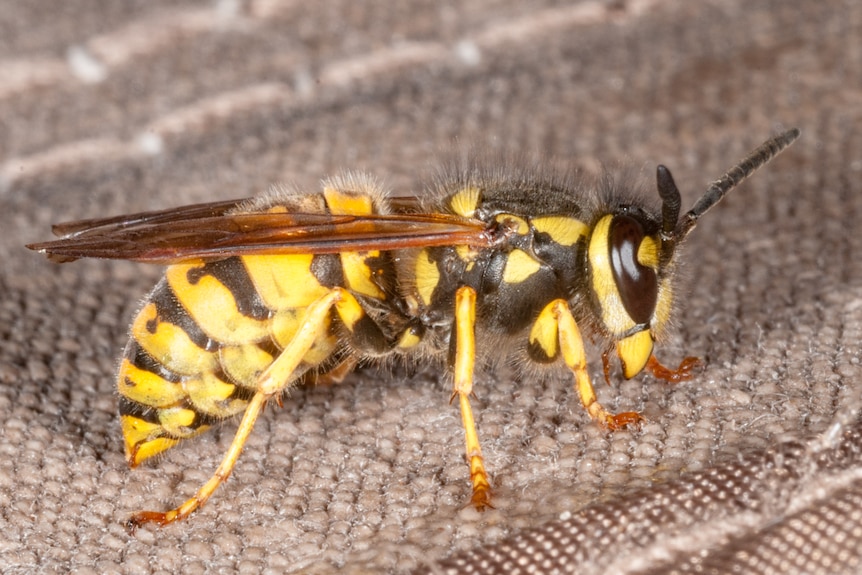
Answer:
1, 1, 860, 573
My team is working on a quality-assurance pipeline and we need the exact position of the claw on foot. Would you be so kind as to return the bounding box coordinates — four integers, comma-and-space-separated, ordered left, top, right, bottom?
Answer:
605, 410, 644, 430
647, 355, 703, 383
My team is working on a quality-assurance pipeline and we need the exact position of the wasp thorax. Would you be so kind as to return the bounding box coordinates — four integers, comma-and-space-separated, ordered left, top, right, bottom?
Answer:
609, 214, 658, 326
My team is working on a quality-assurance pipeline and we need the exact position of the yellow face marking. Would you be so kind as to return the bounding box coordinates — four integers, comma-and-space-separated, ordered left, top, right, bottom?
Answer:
340, 251, 385, 299
532, 216, 589, 246
495, 214, 529, 235
131, 303, 218, 375
242, 254, 330, 309
588, 215, 636, 335
449, 186, 481, 218
414, 249, 440, 306
118, 359, 186, 407
652, 281, 674, 337
503, 249, 542, 284
528, 301, 560, 361
323, 186, 374, 215
616, 329, 654, 379
637, 235, 660, 269
167, 263, 271, 345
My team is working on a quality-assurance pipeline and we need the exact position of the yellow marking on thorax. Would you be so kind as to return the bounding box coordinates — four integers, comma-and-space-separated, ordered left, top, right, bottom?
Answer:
131, 302, 219, 375
532, 216, 589, 246
503, 249, 542, 284
167, 263, 272, 345
341, 251, 385, 299
495, 214, 530, 235
456, 245, 479, 263
588, 215, 637, 335
242, 254, 331, 310
414, 249, 440, 306
323, 186, 374, 215
450, 186, 481, 217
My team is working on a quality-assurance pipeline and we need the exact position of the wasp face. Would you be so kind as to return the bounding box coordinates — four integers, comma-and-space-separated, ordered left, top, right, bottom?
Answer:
586, 205, 673, 379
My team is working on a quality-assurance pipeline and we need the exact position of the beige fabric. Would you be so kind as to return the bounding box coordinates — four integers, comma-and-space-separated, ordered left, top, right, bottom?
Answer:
1, 1, 860, 573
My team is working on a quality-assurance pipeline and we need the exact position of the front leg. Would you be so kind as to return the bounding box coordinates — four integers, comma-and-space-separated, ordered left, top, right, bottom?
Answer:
529, 300, 642, 429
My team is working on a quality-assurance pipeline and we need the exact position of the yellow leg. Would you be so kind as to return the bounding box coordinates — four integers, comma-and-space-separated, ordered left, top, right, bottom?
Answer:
126, 289, 346, 531
552, 300, 642, 430
452, 286, 492, 510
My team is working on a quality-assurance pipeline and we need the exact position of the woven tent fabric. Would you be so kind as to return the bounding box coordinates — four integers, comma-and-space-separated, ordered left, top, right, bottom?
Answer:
1, 1, 861, 573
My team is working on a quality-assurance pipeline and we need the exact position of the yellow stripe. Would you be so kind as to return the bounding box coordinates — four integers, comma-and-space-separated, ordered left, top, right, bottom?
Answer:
219, 344, 274, 387
131, 302, 218, 375
242, 254, 331, 309
588, 215, 636, 335
118, 359, 186, 407
167, 263, 271, 345
341, 251, 385, 299
532, 216, 588, 246
637, 235, 660, 268
414, 249, 439, 306
323, 186, 374, 215
184, 372, 248, 418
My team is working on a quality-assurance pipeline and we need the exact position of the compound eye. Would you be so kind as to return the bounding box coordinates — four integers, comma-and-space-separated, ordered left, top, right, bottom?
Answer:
609, 215, 658, 325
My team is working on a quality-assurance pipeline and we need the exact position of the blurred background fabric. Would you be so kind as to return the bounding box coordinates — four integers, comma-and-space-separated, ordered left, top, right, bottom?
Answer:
1, 1, 861, 573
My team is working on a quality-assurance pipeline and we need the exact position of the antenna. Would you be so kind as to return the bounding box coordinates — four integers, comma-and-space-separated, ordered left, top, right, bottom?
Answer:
678, 128, 800, 240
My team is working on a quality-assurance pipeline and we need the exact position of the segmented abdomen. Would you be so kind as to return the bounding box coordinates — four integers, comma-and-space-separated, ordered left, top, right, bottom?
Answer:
118, 254, 343, 466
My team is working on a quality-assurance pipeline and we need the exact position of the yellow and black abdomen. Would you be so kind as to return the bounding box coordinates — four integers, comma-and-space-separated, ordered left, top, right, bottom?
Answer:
117, 175, 410, 466
117, 253, 351, 466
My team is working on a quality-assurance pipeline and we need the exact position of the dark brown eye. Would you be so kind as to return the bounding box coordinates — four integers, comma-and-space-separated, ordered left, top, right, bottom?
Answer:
609, 215, 657, 325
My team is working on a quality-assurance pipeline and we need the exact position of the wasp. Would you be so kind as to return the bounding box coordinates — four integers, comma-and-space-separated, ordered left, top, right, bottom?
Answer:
27, 129, 799, 529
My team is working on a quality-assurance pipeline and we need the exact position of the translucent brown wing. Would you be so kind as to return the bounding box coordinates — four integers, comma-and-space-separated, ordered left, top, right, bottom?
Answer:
27, 196, 494, 263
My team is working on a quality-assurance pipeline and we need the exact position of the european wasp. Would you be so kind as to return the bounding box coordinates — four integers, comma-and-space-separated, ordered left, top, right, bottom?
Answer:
28, 129, 799, 529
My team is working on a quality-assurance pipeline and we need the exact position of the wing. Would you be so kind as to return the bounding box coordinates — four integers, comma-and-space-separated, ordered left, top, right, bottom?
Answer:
27, 196, 495, 263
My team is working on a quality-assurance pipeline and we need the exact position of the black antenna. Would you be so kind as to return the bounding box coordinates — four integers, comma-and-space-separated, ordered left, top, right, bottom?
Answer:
677, 128, 800, 240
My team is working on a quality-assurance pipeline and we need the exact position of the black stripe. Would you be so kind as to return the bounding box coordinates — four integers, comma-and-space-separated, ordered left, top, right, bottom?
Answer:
186, 258, 271, 320
125, 340, 182, 383
118, 396, 161, 425
149, 279, 218, 352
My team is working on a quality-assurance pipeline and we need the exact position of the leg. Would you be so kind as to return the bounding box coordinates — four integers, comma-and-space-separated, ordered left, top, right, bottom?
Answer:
126, 288, 348, 530
451, 286, 493, 509
534, 300, 642, 430
646, 354, 702, 383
